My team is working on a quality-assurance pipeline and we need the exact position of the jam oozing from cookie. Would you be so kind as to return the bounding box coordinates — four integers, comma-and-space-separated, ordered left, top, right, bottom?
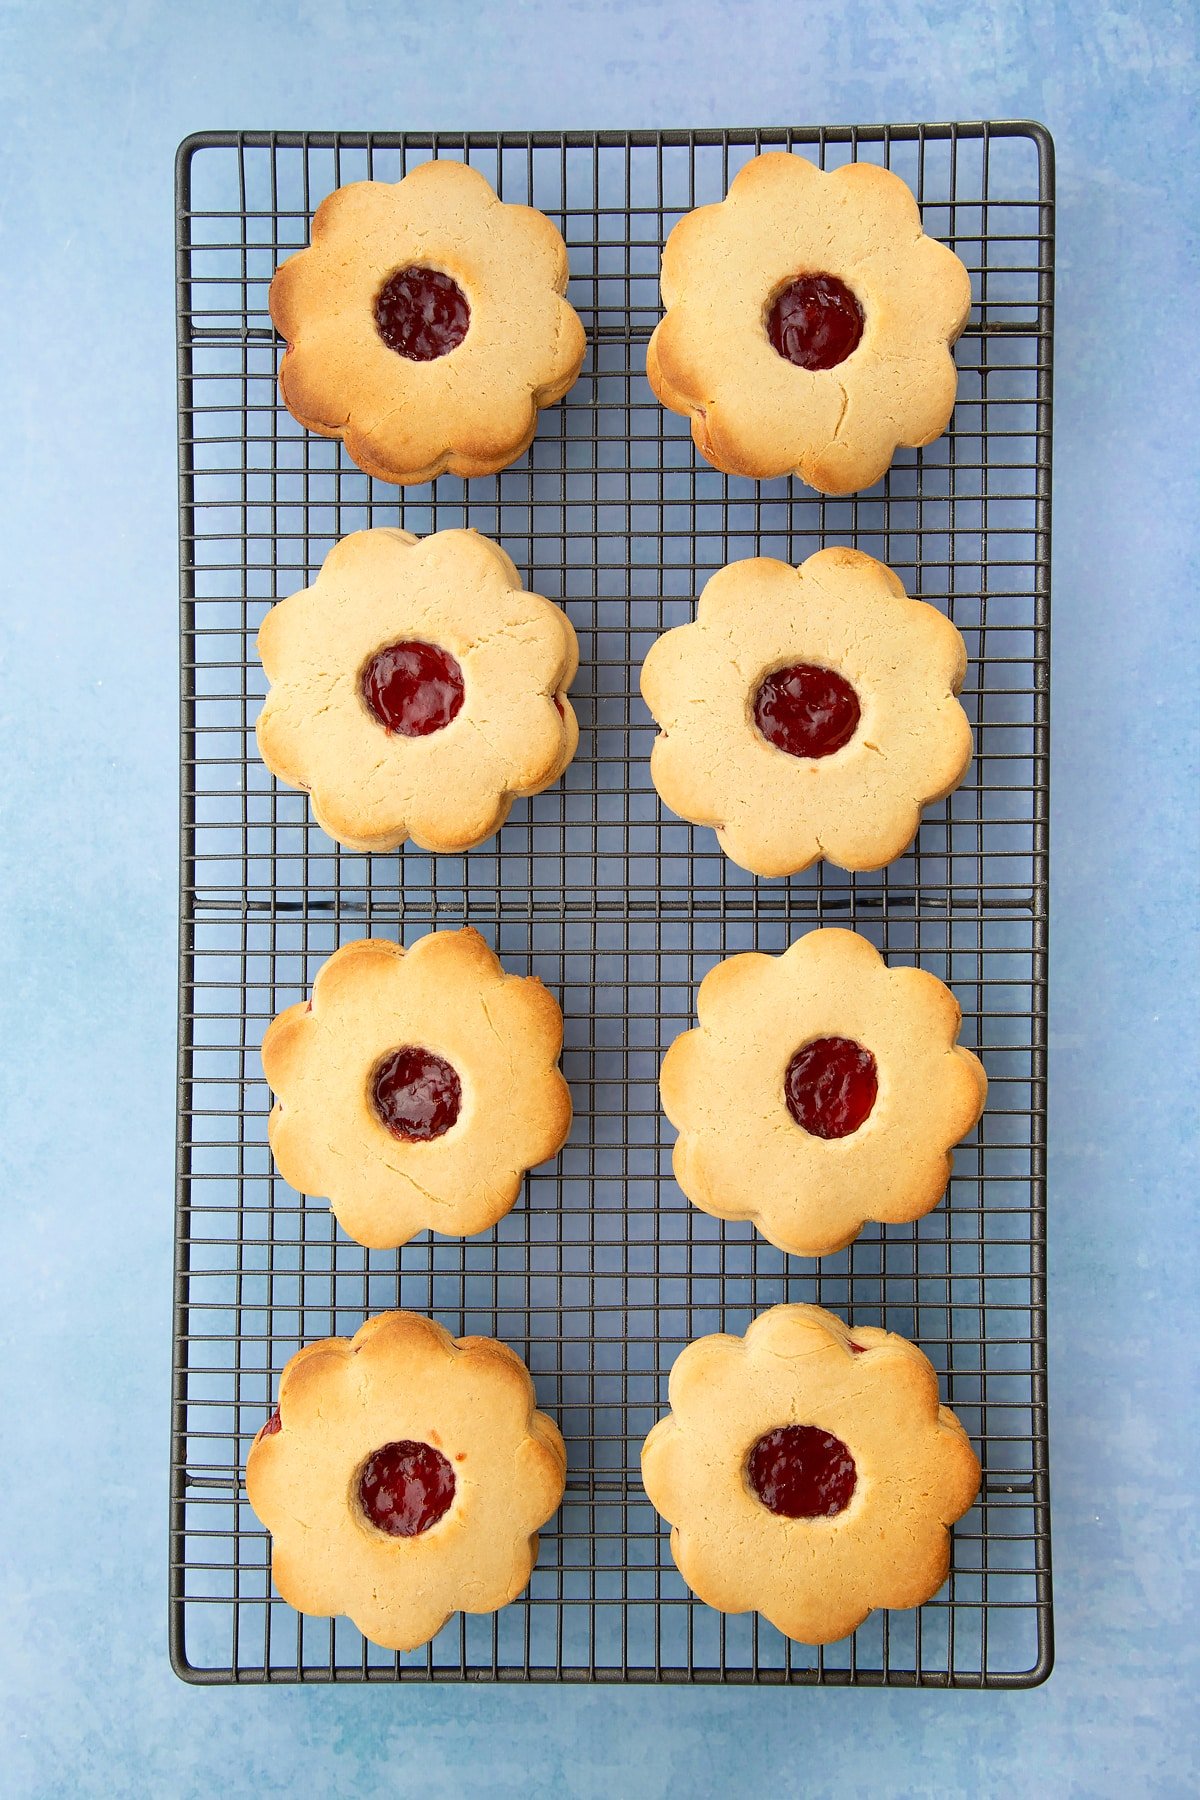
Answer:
357, 1439, 456, 1536
374, 266, 470, 361
754, 663, 860, 758
360, 640, 465, 737
371, 1047, 462, 1141
767, 274, 864, 371
748, 1424, 857, 1518
784, 1036, 878, 1138
261, 1407, 282, 1436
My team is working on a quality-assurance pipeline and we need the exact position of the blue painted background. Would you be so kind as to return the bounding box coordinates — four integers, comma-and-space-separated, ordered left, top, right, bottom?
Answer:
0, 1, 1196, 1793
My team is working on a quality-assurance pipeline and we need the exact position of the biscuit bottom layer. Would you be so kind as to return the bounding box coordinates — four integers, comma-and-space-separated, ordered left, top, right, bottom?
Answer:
371, 1046, 463, 1141
747, 1423, 857, 1518
357, 1439, 457, 1536
360, 640, 465, 737
766, 273, 864, 371
784, 1036, 878, 1138
374, 266, 470, 361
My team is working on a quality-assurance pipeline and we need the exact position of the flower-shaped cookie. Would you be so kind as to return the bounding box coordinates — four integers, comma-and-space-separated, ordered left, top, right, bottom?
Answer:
641, 1304, 980, 1644
641, 548, 971, 879
647, 151, 972, 493
661, 928, 986, 1257
247, 1311, 567, 1652
257, 527, 579, 854
262, 930, 572, 1248
270, 159, 586, 484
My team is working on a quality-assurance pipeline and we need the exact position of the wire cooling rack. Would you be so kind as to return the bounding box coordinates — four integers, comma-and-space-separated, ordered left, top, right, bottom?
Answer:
172, 124, 1053, 1686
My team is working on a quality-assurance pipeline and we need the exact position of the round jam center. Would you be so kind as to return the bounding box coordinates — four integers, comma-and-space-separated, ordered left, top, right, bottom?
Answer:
371, 1046, 462, 1141
785, 1036, 878, 1139
767, 274, 864, 371
754, 663, 860, 758
361, 640, 465, 737
357, 1439, 456, 1536
375, 266, 470, 361
748, 1424, 857, 1518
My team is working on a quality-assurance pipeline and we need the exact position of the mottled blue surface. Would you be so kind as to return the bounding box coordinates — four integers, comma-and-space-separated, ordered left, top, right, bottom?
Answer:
0, 1, 1196, 1793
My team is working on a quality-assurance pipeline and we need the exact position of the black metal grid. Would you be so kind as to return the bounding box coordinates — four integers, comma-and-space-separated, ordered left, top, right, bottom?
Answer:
172, 124, 1053, 1686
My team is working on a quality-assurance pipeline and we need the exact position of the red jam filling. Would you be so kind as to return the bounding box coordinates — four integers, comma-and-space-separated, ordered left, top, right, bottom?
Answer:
785, 1036, 878, 1139
361, 641, 465, 737
371, 1046, 462, 1141
374, 266, 470, 361
261, 1407, 282, 1437
849, 1341, 867, 1355
754, 663, 860, 758
767, 274, 864, 371
357, 1439, 456, 1536
748, 1424, 857, 1518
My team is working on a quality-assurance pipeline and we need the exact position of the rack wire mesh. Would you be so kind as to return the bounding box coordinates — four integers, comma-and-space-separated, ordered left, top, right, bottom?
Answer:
172, 124, 1053, 1686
